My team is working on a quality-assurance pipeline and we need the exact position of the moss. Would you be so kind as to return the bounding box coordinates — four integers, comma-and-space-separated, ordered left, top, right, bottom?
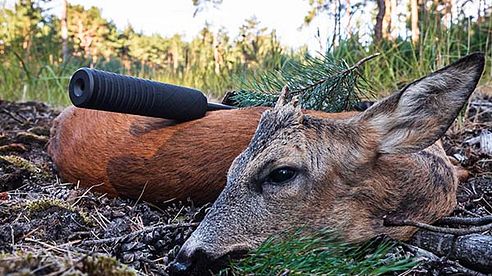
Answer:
0, 252, 50, 275
26, 198, 93, 226
81, 255, 136, 276
0, 155, 41, 174
26, 198, 66, 212
77, 210, 93, 227
0, 252, 136, 276
0, 155, 49, 178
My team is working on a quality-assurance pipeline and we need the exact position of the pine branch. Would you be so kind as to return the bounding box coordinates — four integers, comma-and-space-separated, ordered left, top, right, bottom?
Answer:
224, 228, 417, 275
230, 53, 379, 112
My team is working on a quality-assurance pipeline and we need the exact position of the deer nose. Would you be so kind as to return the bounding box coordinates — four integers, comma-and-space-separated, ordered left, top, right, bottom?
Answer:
168, 246, 212, 275
168, 256, 191, 275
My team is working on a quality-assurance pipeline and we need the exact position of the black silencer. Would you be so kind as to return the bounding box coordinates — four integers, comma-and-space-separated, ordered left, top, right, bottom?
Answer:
69, 68, 209, 121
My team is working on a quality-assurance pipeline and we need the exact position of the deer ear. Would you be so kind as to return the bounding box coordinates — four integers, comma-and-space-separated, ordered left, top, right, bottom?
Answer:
275, 85, 291, 108
355, 53, 485, 154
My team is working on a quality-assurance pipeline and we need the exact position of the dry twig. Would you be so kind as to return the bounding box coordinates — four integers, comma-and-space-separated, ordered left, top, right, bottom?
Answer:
437, 215, 492, 226
383, 217, 492, 235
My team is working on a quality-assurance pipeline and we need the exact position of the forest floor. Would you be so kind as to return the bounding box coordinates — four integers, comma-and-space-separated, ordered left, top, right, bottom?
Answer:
0, 87, 491, 275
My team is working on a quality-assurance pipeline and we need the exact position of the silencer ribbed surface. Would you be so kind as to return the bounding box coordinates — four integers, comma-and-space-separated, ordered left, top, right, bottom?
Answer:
69, 68, 208, 121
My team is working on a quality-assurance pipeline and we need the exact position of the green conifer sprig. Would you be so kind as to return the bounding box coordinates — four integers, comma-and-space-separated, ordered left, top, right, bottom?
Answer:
231, 53, 379, 112
222, 228, 417, 275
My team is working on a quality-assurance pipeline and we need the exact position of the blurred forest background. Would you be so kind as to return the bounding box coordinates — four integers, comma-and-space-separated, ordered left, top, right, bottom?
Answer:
1, 0, 491, 106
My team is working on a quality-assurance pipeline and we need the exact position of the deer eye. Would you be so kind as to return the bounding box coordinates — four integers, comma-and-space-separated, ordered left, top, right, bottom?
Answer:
266, 167, 297, 184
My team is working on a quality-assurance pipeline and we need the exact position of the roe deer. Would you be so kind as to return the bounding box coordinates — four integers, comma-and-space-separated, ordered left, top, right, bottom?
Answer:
169, 53, 485, 274
49, 100, 354, 204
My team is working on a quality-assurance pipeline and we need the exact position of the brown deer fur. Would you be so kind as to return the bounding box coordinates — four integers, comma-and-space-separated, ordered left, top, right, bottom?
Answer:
48, 106, 355, 204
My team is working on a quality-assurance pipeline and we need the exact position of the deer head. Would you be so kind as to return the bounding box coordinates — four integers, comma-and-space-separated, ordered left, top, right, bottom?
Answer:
169, 53, 485, 274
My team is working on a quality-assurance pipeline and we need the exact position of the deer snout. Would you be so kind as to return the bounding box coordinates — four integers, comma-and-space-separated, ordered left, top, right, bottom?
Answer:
168, 246, 211, 275
169, 236, 251, 275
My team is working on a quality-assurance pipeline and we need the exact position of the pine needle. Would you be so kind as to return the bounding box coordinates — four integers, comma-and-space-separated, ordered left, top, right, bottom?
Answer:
231, 53, 379, 112
222, 229, 417, 275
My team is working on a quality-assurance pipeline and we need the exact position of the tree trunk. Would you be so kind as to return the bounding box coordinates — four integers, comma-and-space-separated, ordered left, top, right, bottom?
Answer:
123, 58, 131, 72
346, 0, 352, 36
172, 46, 179, 73
411, 0, 419, 44
374, 0, 385, 43
213, 38, 221, 75
382, 0, 391, 39
441, 0, 453, 27
61, 0, 69, 63
22, 34, 32, 65
331, 0, 340, 49
390, 0, 396, 37
184, 48, 190, 72
477, 0, 482, 23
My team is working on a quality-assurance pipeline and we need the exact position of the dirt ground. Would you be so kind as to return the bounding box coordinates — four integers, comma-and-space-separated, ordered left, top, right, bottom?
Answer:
0, 101, 205, 275
0, 88, 491, 275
